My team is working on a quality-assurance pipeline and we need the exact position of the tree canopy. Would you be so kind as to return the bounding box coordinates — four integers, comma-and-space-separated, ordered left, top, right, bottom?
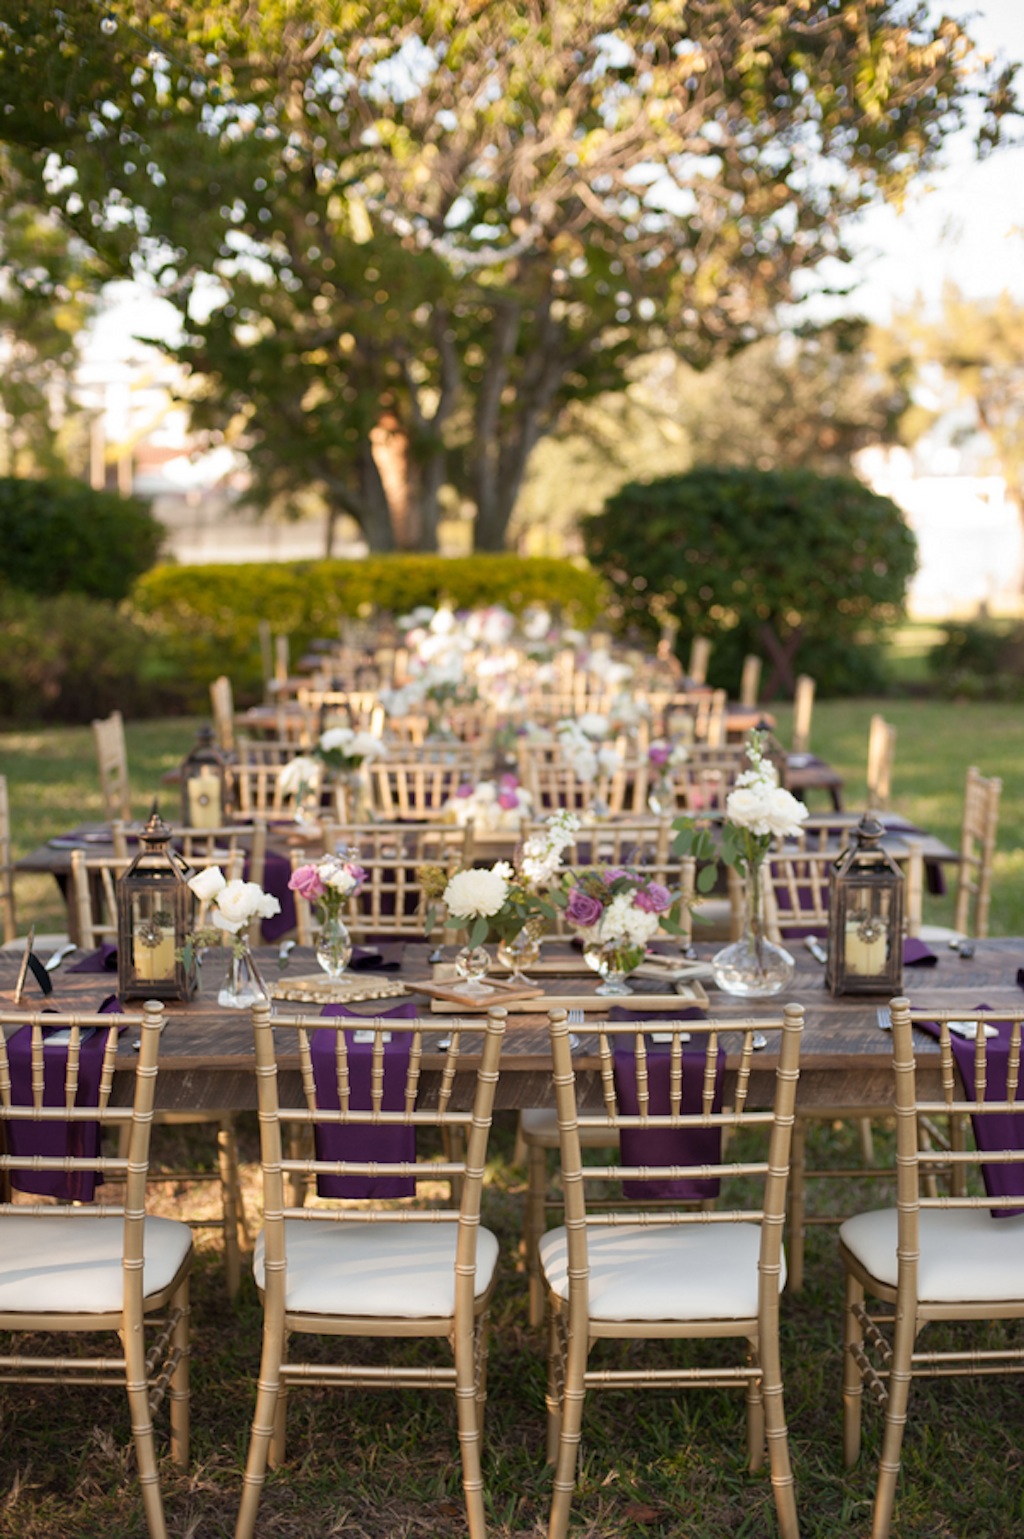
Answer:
0, 1, 1017, 551
584, 465, 918, 695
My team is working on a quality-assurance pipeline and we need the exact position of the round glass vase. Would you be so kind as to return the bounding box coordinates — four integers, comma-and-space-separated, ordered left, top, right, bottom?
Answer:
336, 767, 371, 824
647, 772, 676, 816
712, 866, 795, 998
316, 909, 353, 979
496, 922, 543, 987
582, 938, 645, 997
218, 944, 270, 1009
453, 944, 494, 1000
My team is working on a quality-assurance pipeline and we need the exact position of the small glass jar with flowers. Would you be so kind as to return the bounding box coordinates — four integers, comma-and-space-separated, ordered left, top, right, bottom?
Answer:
418, 810, 579, 993
555, 867, 688, 995
185, 866, 282, 1008
288, 852, 368, 979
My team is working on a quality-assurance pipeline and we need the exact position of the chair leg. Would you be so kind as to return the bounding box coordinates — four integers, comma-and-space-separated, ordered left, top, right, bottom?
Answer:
217, 1117, 246, 1299
549, 1306, 587, 1539
745, 1336, 765, 1471
121, 1318, 168, 1539
545, 1306, 564, 1465
269, 1333, 289, 1468
842, 1273, 866, 1469
455, 1310, 488, 1539
758, 1319, 799, 1539
525, 1141, 549, 1328
235, 1319, 285, 1539
168, 1274, 191, 1471
857, 1117, 876, 1166
787, 1117, 807, 1292
872, 1310, 915, 1539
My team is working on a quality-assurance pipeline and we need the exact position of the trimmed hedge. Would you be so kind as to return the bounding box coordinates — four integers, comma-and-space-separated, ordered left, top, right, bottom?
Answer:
0, 476, 163, 602
0, 590, 184, 724
130, 555, 604, 707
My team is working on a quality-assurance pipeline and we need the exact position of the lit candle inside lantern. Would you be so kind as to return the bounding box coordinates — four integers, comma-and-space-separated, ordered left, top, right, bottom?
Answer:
845, 921, 887, 975
134, 929, 177, 980
187, 766, 222, 828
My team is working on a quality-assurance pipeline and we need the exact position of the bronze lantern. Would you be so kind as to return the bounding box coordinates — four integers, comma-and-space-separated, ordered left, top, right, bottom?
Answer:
180, 723, 230, 828
117, 807, 197, 1001
826, 814, 904, 997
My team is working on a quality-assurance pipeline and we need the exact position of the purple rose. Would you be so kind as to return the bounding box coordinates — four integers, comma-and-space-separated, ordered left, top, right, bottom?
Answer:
499, 772, 519, 791
648, 744, 670, 768
635, 881, 672, 914
497, 790, 520, 810
565, 888, 604, 928
456, 781, 475, 798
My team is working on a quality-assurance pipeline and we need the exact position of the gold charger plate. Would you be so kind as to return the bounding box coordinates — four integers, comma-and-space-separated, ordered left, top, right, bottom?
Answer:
271, 974, 411, 1005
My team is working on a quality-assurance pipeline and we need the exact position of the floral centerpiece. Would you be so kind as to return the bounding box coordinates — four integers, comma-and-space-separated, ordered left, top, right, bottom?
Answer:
288, 852, 368, 979
673, 730, 808, 996
441, 774, 534, 832
556, 719, 623, 801
556, 867, 686, 996
317, 726, 383, 772
418, 810, 579, 992
186, 865, 282, 1008
647, 737, 689, 814
280, 728, 382, 824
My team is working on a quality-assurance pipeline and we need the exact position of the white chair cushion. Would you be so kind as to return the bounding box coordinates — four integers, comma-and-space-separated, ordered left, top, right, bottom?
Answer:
520, 1107, 618, 1149
0, 1216, 193, 1314
253, 1219, 500, 1319
538, 1221, 783, 1322
840, 1206, 1024, 1302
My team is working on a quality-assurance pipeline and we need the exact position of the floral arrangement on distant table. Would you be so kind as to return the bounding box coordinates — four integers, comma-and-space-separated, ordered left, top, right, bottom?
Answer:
441, 774, 534, 831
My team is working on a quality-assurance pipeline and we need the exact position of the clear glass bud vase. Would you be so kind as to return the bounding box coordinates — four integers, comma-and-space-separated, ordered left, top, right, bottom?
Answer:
316, 910, 353, 979
582, 938, 645, 996
218, 944, 270, 1009
712, 864, 795, 998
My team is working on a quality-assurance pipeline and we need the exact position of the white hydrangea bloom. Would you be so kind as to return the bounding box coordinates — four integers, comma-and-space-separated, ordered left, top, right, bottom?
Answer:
443, 866, 510, 920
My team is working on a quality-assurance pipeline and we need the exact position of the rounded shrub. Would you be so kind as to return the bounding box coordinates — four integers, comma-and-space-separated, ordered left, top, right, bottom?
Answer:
0, 476, 163, 602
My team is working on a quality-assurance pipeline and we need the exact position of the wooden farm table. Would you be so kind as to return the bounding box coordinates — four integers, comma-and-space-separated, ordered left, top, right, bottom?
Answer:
3, 939, 1021, 1115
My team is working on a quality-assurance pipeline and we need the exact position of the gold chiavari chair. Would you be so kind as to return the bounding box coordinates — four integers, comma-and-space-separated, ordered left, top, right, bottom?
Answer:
866, 715, 897, 811
791, 674, 816, 755
291, 823, 470, 945
917, 765, 1002, 945
840, 1000, 1024, 1539
366, 760, 480, 821
516, 849, 698, 1326
92, 709, 133, 824
69, 847, 251, 1296
235, 1004, 506, 1539
0, 1003, 192, 1539
540, 1004, 803, 1539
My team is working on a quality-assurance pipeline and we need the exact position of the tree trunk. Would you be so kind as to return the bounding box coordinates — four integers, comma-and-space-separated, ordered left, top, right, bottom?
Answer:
370, 408, 422, 550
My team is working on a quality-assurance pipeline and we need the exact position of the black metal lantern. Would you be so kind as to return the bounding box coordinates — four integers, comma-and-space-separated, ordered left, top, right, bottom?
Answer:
117, 807, 197, 1001
826, 814, 904, 997
180, 723, 230, 828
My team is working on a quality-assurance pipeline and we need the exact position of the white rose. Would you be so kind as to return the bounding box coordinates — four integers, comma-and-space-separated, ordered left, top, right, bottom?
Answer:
188, 865, 226, 902
443, 867, 510, 920
278, 755, 321, 795
349, 732, 383, 761
761, 786, 810, 840
577, 712, 609, 739
212, 879, 261, 933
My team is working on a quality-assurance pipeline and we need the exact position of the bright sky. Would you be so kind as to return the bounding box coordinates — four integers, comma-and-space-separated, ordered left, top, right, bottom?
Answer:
85, 0, 1024, 363
840, 0, 1024, 321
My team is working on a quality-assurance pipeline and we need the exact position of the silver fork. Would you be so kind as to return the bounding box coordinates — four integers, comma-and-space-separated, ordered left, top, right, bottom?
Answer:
567, 1007, 584, 1051
876, 1005, 892, 1031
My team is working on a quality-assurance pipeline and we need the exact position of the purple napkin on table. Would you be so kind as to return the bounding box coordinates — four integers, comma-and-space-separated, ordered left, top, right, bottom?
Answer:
917, 1004, 1024, 1217
903, 937, 938, 967
7, 996, 123, 1202
608, 1005, 723, 1200
251, 848, 296, 943
350, 942, 405, 971
69, 940, 118, 973
312, 1002, 419, 1198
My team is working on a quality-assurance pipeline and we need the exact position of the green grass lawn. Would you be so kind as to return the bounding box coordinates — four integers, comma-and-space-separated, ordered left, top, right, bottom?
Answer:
0, 704, 1022, 1538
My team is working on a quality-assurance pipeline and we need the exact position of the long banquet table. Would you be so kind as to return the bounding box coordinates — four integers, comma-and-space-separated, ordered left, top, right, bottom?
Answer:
3, 939, 1021, 1114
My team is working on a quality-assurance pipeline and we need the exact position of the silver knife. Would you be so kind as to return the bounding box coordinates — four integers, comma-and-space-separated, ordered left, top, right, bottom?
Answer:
44, 942, 77, 973
804, 936, 828, 965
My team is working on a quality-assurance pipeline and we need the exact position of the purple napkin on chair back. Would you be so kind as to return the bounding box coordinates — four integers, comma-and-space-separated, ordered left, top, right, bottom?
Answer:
608, 1006, 723, 1200
251, 848, 296, 942
312, 1003, 419, 1198
6, 997, 122, 1202
917, 1006, 1024, 1217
